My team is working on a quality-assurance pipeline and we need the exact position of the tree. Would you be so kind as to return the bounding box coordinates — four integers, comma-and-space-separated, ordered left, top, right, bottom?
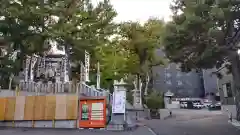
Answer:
0, 0, 117, 86
89, 38, 130, 90
163, 0, 240, 120
118, 18, 166, 98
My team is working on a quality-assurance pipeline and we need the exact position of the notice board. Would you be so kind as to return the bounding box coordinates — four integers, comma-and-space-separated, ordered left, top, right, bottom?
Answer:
79, 97, 106, 128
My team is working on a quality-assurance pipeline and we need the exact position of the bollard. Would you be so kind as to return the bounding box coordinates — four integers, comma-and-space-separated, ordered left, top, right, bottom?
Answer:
136, 112, 138, 120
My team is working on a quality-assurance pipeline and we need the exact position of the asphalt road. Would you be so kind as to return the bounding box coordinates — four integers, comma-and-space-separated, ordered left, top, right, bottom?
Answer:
1, 109, 240, 135
144, 109, 240, 135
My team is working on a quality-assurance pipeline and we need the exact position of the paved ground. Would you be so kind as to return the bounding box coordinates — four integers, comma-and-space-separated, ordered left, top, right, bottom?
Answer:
144, 109, 240, 135
1, 109, 240, 135
0, 127, 156, 135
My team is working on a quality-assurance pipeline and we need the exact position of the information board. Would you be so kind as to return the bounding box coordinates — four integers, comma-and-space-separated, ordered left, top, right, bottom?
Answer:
79, 98, 106, 128
112, 91, 126, 114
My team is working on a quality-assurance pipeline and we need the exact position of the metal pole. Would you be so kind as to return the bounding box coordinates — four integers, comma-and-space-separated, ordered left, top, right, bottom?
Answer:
96, 61, 100, 89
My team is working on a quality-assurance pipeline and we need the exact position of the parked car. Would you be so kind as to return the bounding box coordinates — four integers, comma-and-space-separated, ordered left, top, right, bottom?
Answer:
203, 99, 212, 108
208, 102, 221, 111
180, 101, 187, 109
193, 101, 204, 109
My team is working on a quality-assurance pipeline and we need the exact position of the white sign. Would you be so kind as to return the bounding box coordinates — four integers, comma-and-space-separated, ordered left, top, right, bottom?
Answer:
112, 91, 126, 114
85, 50, 90, 82
80, 62, 85, 82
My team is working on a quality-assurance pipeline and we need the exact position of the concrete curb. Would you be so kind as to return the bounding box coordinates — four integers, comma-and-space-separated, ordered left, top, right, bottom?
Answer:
228, 119, 240, 129
143, 126, 160, 135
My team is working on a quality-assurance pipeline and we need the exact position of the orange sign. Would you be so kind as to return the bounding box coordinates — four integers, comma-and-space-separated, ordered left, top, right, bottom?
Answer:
79, 97, 106, 128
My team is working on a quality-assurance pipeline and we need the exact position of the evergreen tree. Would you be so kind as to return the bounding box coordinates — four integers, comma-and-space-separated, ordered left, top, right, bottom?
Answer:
163, 0, 240, 120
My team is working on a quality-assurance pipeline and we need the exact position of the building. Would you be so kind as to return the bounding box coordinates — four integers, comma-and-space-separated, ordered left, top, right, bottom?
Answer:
216, 63, 235, 105
152, 49, 221, 98
202, 69, 219, 100
152, 49, 205, 98
216, 63, 237, 119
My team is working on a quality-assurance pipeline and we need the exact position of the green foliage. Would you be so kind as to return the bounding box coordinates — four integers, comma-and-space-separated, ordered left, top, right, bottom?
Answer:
126, 90, 133, 105
108, 19, 166, 93
145, 91, 164, 109
0, 0, 116, 85
0, 0, 166, 93
164, 0, 240, 120
118, 18, 166, 75
91, 19, 166, 90
164, 0, 240, 72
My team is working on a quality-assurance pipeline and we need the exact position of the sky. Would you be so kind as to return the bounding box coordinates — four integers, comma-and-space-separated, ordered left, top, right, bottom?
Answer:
93, 0, 173, 23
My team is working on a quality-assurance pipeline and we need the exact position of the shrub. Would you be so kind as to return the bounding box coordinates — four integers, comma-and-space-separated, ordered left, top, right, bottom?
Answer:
145, 91, 164, 109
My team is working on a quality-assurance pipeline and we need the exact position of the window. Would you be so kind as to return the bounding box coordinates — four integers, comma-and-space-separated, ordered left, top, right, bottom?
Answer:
166, 80, 172, 85
177, 81, 183, 86
166, 73, 171, 78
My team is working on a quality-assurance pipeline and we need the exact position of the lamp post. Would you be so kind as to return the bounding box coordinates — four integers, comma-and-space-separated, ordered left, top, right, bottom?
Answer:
111, 79, 127, 127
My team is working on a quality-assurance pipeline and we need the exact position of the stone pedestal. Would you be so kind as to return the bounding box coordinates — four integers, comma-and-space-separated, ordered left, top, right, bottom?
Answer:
108, 79, 127, 130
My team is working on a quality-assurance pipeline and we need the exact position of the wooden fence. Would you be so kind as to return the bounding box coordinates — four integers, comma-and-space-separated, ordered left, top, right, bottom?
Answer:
0, 95, 78, 121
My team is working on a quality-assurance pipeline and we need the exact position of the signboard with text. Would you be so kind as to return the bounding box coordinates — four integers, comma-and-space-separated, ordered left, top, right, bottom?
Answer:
112, 91, 126, 114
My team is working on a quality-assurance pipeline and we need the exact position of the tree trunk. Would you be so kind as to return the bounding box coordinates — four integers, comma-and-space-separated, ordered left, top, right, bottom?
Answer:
8, 74, 14, 91
230, 53, 240, 121
144, 72, 149, 96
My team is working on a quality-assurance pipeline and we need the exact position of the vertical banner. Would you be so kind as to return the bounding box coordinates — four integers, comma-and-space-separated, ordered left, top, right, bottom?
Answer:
85, 50, 90, 82
63, 57, 69, 82
30, 54, 38, 81
36, 57, 41, 78
96, 62, 100, 89
25, 55, 31, 81
80, 62, 85, 82
60, 57, 65, 81
112, 91, 126, 114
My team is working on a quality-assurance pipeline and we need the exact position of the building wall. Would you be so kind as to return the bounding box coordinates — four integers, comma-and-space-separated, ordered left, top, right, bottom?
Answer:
202, 69, 218, 94
152, 49, 204, 98
153, 64, 204, 98
217, 70, 235, 105
202, 69, 219, 101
